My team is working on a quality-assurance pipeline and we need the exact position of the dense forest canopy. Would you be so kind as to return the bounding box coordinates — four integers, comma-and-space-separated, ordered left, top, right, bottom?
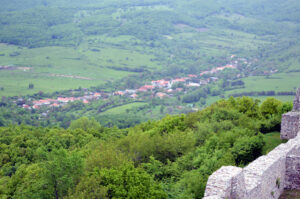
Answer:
0, 97, 292, 198
1, 0, 299, 46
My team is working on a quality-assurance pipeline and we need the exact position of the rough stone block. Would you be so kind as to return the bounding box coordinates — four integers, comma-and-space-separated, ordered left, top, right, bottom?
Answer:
293, 86, 300, 111
204, 166, 243, 198
285, 144, 300, 190
285, 155, 300, 189
243, 154, 285, 199
231, 169, 246, 199
280, 112, 300, 140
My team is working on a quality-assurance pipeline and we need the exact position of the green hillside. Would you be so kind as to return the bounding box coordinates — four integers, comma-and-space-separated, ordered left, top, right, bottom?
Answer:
0, 97, 289, 199
0, 0, 299, 97
0, 1, 299, 198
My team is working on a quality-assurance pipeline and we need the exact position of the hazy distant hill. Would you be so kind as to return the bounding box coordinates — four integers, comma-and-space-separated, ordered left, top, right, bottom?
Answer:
0, 0, 299, 104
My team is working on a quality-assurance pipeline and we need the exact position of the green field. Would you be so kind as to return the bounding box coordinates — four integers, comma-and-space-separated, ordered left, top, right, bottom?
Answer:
0, 0, 299, 100
0, 42, 161, 97
226, 72, 300, 94
250, 95, 294, 102
100, 102, 148, 115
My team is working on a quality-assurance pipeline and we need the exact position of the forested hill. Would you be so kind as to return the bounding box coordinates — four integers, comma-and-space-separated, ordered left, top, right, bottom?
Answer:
1, 0, 299, 47
0, 97, 292, 198
0, 0, 299, 100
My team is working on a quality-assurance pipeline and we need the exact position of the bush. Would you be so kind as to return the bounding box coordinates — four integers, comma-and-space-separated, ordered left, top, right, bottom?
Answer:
232, 135, 265, 166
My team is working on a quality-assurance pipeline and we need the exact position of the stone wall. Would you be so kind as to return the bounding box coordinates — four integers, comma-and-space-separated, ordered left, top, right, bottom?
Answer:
285, 144, 300, 190
292, 87, 300, 112
281, 86, 300, 140
281, 112, 300, 140
203, 86, 300, 199
204, 134, 300, 199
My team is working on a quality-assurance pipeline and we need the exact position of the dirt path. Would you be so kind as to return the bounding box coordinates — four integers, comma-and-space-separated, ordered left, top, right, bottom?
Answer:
49, 74, 93, 80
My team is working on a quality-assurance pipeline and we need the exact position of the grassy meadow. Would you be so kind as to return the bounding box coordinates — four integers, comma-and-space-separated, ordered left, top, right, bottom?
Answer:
224, 72, 300, 100
99, 102, 148, 115
0, 40, 161, 97
0, 0, 299, 105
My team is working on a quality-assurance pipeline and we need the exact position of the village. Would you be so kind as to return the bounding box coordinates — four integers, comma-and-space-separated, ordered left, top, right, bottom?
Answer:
13, 54, 273, 111
19, 62, 239, 110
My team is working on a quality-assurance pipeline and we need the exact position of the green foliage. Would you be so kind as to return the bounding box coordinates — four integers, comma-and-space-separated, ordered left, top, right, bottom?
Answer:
99, 164, 167, 199
231, 135, 265, 166
262, 132, 285, 154
260, 98, 282, 118
28, 83, 34, 89
9, 164, 52, 199
0, 97, 289, 199
0, 0, 299, 98
85, 142, 130, 171
182, 89, 206, 103
66, 173, 108, 199
6, 149, 84, 199
43, 149, 84, 199
276, 177, 281, 189
69, 117, 100, 131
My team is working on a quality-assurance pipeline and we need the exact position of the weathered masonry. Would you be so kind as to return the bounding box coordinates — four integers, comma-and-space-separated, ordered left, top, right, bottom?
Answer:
281, 87, 300, 139
203, 86, 300, 199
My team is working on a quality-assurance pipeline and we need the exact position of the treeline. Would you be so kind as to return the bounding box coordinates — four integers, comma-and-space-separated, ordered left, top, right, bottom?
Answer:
0, 0, 298, 79
107, 66, 148, 73
0, 96, 146, 128
0, 0, 298, 48
0, 97, 292, 198
230, 91, 296, 97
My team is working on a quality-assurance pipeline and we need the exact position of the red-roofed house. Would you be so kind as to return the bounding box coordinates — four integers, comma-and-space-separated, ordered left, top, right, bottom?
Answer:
172, 78, 186, 84
188, 74, 197, 78
156, 92, 167, 99
114, 91, 125, 96
130, 93, 138, 98
22, 104, 30, 109
152, 80, 171, 88
57, 97, 75, 103
187, 83, 200, 87
94, 92, 101, 97
57, 97, 69, 103
33, 99, 52, 106
137, 87, 148, 92
32, 105, 40, 109
175, 88, 183, 92
200, 71, 211, 76
51, 103, 59, 107
200, 80, 209, 85
138, 85, 154, 92
144, 85, 155, 90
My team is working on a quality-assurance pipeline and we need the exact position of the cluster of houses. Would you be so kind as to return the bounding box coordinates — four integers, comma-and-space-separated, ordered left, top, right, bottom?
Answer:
22, 92, 102, 109
199, 64, 237, 76
113, 73, 224, 99
0, 65, 32, 71
0, 65, 15, 70
21, 61, 239, 110
112, 63, 239, 100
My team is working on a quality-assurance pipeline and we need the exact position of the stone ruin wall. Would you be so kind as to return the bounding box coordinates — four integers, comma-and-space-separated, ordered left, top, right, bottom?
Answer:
281, 87, 300, 140
204, 135, 300, 199
203, 86, 300, 199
